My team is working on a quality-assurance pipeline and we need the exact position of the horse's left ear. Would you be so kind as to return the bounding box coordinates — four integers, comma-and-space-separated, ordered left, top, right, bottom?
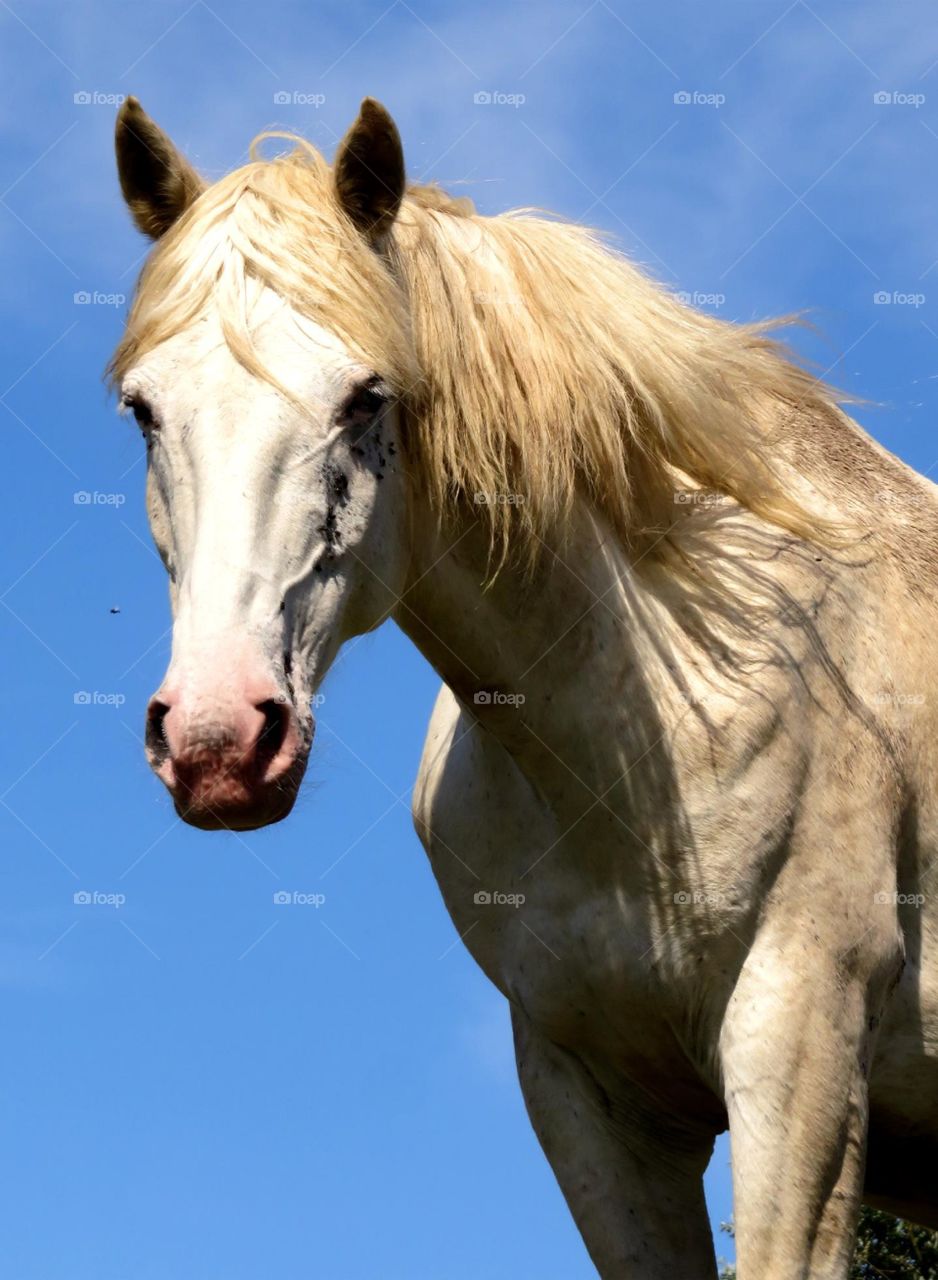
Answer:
115, 96, 204, 239
333, 98, 405, 241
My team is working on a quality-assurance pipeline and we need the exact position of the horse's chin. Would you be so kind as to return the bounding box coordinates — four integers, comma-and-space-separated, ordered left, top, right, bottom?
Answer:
174, 790, 299, 831
162, 753, 309, 832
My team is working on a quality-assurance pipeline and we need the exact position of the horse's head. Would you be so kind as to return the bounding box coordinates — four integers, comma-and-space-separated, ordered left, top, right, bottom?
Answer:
112, 98, 414, 831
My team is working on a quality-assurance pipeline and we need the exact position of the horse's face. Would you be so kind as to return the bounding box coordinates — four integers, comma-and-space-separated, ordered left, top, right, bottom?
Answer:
113, 98, 409, 830
122, 308, 408, 831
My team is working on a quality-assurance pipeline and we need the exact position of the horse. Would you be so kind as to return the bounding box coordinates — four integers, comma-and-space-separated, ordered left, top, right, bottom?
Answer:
108, 95, 938, 1278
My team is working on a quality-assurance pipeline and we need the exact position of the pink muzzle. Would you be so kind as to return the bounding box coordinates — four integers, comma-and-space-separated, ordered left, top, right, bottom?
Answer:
145, 662, 310, 830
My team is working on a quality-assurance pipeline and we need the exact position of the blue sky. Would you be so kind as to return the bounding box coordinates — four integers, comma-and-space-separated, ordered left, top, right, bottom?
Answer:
0, 1, 935, 1276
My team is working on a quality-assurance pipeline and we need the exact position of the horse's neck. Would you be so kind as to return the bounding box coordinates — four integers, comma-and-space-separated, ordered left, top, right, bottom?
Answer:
396, 502, 679, 800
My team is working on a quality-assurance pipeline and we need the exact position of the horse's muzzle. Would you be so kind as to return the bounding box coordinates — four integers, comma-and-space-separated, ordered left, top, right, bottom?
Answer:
145, 683, 311, 831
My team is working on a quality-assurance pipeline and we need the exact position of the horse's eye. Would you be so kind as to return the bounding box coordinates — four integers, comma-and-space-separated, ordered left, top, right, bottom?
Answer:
122, 394, 155, 431
341, 379, 390, 424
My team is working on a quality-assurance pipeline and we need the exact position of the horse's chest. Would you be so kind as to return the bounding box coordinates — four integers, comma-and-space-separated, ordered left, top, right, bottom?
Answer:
439, 839, 717, 1102
418, 750, 698, 1070
415, 694, 756, 1100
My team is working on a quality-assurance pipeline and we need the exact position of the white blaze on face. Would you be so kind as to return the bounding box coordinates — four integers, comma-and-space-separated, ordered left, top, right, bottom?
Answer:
123, 293, 408, 829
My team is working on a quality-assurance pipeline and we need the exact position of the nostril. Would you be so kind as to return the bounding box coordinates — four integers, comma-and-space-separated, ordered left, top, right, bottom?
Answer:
255, 698, 290, 769
146, 700, 171, 763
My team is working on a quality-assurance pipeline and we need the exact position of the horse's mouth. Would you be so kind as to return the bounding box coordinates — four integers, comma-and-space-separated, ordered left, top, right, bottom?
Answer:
169, 758, 309, 830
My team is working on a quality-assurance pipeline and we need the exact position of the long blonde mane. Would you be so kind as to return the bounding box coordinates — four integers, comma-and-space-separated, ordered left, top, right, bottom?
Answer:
110, 134, 843, 563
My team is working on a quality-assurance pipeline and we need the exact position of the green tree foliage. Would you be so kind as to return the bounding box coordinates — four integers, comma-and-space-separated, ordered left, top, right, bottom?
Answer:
718, 1209, 938, 1278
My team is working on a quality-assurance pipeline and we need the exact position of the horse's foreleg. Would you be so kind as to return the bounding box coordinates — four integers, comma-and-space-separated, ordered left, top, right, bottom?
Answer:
512, 1006, 718, 1280
720, 923, 903, 1280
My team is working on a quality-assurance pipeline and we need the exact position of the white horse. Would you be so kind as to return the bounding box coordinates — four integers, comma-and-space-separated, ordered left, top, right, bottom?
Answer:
110, 95, 938, 1278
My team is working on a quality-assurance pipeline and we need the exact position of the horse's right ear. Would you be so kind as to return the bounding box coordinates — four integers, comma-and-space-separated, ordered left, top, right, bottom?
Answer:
115, 97, 204, 239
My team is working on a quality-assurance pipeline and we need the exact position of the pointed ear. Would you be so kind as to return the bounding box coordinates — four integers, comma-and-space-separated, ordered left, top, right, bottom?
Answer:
115, 96, 204, 239
333, 98, 405, 240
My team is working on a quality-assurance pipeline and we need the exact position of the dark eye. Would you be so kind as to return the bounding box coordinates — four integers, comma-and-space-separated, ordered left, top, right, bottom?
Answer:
340, 379, 390, 424
121, 393, 155, 432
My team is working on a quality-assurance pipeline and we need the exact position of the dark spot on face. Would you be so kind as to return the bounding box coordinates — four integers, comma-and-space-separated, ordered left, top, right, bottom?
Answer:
315, 463, 353, 564
318, 504, 341, 550
347, 412, 396, 483
323, 462, 350, 506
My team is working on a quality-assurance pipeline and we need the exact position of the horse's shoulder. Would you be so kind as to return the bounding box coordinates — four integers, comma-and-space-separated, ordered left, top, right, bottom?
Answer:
412, 684, 464, 837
